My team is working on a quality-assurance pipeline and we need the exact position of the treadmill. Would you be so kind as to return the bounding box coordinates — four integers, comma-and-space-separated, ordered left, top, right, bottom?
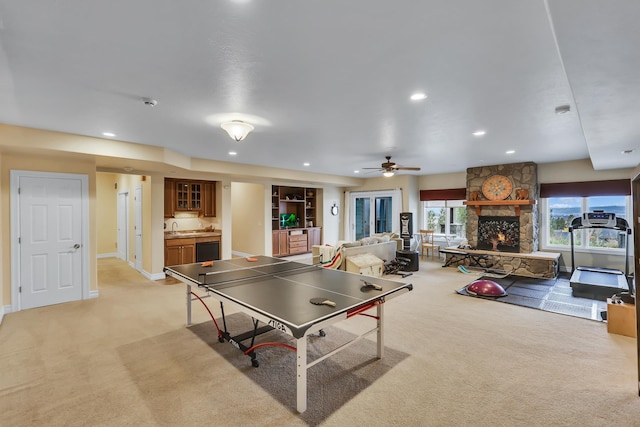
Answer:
569, 211, 632, 300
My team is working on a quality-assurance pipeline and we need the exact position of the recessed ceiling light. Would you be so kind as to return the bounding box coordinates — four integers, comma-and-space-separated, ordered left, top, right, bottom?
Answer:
303, 162, 310, 166
472, 130, 486, 136
354, 170, 360, 174
555, 104, 570, 115
410, 92, 427, 101
506, 150, 515, 154
102, 132, 116, 137
622, 149, 634, 155
228, 151, 237, 156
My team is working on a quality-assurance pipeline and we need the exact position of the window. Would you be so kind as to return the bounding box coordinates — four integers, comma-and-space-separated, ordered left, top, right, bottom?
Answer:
423, 200, 466, 238
543, 195, 630, 252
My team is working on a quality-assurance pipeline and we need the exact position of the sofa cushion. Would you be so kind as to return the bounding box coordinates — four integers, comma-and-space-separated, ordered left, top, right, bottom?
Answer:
342, 241, 362, 248
360, 237, 376, 245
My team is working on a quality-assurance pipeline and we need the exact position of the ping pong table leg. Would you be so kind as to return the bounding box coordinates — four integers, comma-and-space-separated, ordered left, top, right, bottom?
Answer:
186, 284, 192, 326
377, 303, 384, 359
296, 336, 308, 413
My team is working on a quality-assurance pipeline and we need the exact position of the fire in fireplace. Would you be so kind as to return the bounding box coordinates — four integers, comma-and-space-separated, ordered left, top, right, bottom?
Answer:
477, 216, 520, 253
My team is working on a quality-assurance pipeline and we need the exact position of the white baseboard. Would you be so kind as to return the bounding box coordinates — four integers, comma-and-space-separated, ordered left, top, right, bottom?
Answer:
97, 253, 118, 259
144, 270, 167, 281
232, 250, 254, 258
0, 304, 12, 325
89, 290, 99, 299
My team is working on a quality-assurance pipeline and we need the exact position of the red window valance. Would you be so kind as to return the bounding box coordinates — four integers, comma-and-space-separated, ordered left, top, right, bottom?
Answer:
539, 179, 630, 197
419, 188, 466, 201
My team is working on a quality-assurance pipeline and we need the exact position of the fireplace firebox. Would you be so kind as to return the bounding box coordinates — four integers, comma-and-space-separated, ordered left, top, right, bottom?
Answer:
477, 216, 520, 253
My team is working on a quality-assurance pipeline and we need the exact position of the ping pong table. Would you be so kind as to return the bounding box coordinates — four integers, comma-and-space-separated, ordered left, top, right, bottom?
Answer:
163, 255, 413, 413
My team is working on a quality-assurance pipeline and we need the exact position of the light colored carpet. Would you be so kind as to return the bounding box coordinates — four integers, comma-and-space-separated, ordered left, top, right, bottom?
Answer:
0, 257, 638, 426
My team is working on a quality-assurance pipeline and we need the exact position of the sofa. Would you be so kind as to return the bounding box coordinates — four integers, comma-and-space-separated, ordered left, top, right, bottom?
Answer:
312, 233, 403, 271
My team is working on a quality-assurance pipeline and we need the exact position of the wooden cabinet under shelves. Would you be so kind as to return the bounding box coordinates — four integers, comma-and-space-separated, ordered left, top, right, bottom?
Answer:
165, 178, 216, 218
271, 227, 321, 257
165, 235, 221, 266
288, 231, 308, 254
165, 238, 196, 266
272, 230, 289, 257
307, 227, 321, 251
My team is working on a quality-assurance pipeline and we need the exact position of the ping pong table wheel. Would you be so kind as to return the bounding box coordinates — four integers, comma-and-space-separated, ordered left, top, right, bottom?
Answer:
251, 358, 260, 368
218, 336, 224, 343
319, 329, 326, 337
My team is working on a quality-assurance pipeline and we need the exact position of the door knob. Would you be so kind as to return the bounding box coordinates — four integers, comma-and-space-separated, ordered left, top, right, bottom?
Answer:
73, 243, 81, 249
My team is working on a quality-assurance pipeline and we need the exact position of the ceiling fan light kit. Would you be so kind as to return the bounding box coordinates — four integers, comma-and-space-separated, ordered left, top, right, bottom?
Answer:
221, 120, 254, 142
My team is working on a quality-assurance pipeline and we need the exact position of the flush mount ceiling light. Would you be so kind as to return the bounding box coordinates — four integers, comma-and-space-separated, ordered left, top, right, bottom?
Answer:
555, 104, 571, 115
221, 120, 254, 142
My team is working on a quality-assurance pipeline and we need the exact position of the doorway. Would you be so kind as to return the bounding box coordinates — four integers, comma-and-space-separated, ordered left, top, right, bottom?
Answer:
10, 170, 89, 310
134, 185, 142, 272
117, 191, 129, 262
349, 190, 400, 241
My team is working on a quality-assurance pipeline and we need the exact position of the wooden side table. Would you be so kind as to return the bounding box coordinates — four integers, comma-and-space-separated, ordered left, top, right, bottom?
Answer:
606, 298, 637, 338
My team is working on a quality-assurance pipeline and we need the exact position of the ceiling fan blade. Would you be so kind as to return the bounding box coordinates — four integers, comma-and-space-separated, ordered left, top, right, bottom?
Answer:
395, 166, 421, 171
362, 167, 384, 170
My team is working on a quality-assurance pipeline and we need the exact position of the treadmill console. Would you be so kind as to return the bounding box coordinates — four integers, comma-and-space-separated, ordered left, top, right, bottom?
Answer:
582, 212, 617, 228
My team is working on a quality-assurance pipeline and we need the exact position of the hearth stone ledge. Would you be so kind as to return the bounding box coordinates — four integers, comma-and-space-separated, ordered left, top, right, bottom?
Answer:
443, 248, 560, 279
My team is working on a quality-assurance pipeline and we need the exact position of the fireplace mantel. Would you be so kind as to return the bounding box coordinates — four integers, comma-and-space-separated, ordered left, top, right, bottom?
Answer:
464, 200, 536, 216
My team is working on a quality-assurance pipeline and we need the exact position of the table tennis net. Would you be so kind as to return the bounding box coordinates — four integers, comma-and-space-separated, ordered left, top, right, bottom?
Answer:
197, 261, 317, 288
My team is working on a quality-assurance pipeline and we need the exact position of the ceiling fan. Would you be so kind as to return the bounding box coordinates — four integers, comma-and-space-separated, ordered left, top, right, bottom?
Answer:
363, 156, 421, 177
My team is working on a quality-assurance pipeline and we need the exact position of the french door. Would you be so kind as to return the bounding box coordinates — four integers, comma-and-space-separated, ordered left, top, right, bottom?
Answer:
349, 190, 400, 241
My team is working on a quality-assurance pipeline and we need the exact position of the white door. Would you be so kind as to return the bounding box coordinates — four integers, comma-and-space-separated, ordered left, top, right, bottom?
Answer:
117, 191, 129, 261
134, 186, 142, 272
13, 172, 86, 310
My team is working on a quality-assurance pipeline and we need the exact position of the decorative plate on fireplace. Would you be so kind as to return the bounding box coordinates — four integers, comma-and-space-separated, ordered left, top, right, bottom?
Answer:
481, 175, 513, 200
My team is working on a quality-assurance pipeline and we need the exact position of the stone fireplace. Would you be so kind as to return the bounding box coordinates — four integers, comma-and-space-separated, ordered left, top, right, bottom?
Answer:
440, 161, 558, 278
466, 162, 538, 253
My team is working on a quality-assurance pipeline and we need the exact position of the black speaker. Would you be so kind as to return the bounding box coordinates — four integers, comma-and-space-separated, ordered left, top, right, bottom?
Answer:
400, 212, 413, 249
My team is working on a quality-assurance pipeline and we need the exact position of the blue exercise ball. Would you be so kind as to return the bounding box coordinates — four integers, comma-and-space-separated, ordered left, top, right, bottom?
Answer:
466, 279, 507, 297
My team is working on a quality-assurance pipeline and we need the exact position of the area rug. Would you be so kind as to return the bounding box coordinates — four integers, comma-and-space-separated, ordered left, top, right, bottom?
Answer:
456, 273, 608, 322
187, 315, 409, 425
118, 312, 408, 426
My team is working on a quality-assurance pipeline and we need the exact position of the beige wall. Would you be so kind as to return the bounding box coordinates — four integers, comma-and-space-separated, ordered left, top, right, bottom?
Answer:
1, 123, 636, 314
231, 182, 266, 256
0, 152, 98, 306
0, 153, 3, 310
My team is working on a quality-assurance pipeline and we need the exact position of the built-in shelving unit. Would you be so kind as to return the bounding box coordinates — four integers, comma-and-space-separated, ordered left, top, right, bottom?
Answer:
271, 186, 318, 229
271, 185, 321, 256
